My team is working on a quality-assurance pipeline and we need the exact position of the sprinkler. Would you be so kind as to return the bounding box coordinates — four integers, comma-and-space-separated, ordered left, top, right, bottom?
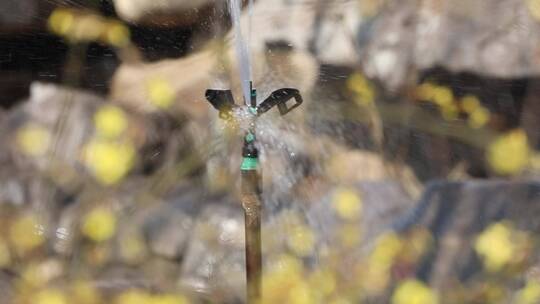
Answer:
205, 82, 303, 303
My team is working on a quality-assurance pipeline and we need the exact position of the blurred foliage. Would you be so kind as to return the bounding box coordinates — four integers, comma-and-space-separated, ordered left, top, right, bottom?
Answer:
48, 8, 130, 48
0, 1, 538, 304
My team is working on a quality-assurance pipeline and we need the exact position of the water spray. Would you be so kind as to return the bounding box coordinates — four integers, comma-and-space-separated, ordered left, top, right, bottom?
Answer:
205, 84, 303, 302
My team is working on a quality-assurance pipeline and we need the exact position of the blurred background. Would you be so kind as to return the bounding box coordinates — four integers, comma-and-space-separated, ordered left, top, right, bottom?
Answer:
0, 0, 539, 303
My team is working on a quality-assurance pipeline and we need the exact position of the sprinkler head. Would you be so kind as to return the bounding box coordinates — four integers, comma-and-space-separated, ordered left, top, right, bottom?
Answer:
205, 86, 303, 120
205, 89, 236, 120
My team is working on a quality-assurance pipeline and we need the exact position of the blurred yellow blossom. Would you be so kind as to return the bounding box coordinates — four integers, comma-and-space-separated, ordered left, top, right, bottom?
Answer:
468, 107, 490, 129
16, 123, 51, 157
417, 82, 451, 106
288, 282, 315, 304
147, 78, 175, 109
461, 95, 481, 113
392, 279, 438, 304
73, 15, 105, 42
94, 105, 128, 139
441, 103, 459, 121
48, 9, 74, 36
9, 214, 44, 254
84, 139, 135, 185
150, 294, 190, 304
487, 129, 530, 175
360, 0, 384, 17
48, 8, 131, 48
333, 188, 363, 220
348, 73, 375, 105
431, 86, 453, 108
82, 207, 117, 242
106, 22, 131, 48
361, 233, 403, 293
401, 228, 433, 263
287, 225, 316, 257
370, 232, 403, 266
474, 222, 514, 272
262, 254, 304, 304
416, 82, 436, 101
527, 0, 540, 21
70, 280, 102, 304
20, 260, 63, 289
115, 289, 152, 304
33, 289, 68, 304
309, 268, 336, 297
0, 239, 11, 268
517, 280, 540, 304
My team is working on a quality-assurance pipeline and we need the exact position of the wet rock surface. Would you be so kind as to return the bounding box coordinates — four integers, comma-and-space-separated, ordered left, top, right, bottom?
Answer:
394, 181, 540, 291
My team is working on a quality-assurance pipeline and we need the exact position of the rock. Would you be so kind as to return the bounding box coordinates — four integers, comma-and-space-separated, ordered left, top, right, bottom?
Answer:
307, 181, 414, 248
234, 0, 362, 66
4, 83, 104, 172
362, 0, 540, 90
393, 180, 540, 291
144, 205, 194, 260
179, 203, 246, 302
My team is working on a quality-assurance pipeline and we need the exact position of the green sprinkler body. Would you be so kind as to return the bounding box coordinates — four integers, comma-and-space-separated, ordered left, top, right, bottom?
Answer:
205, 82, 302, 303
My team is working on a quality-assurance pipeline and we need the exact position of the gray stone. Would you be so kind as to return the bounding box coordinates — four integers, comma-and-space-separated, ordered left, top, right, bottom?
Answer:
393, 180, 540, 290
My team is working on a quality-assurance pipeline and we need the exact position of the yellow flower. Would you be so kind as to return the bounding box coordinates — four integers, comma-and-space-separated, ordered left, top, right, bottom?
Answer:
73, 15, 105, 42
333, 188, 363, 221
347, 73, 375, 105
468, 107, 490, 129
527, 0, 540, 21
361, 233, 403, 293
106, 22, 131, 48
115, 289, 152, 304
441, 103, 458, 121
84, 139, 135, 185
94, 105, 128, 139
33, 289, 68, 304
71, 280, 102, 304
474, 222, 514, 272
9, 215, 44, 254
392, 279, 438, 304
487, 129, 530, 175
517, 280, 540, 304
370, 233, 403, 267
287, 225, 316, 257
416, 83, 437, 101
288, 282, 315, 304
147, 78, 175, 109
150, 294, 190, 304
309, 269, 336, 297
461, 95, 481, 113
48, 9, 74, 36
401, 229, 433, 263
82, 207, 117, 242
16, 124, 51, 157
262, 255, 304, 304
431, 86, 453, 108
